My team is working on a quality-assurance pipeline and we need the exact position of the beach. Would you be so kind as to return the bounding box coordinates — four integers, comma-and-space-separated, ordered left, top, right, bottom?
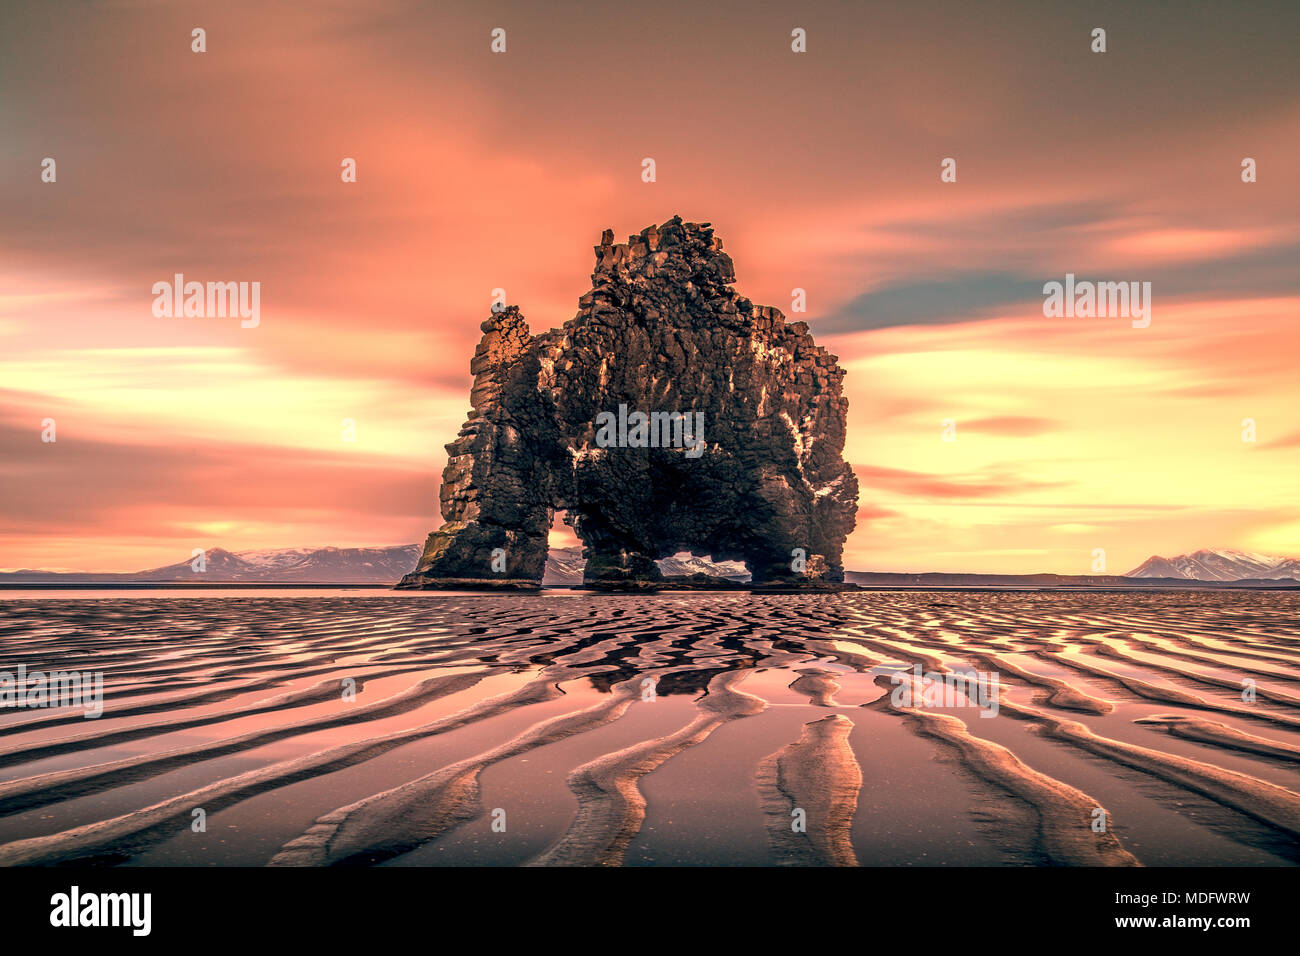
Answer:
0, 590, 1297, 867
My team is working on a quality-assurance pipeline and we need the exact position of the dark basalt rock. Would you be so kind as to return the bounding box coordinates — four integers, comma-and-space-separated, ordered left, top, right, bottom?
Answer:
398, 216, 859, 590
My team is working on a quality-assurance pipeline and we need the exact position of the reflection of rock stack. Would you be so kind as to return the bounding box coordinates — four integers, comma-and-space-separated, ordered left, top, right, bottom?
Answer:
399, 216, 859, 590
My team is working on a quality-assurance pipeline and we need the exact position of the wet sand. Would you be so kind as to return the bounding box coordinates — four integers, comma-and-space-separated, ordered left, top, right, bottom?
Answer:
0, 590, 1297, 866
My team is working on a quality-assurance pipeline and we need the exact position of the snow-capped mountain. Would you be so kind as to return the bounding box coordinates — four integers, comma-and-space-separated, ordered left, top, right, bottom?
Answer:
232, 547, 318, 571
130, 545, 425, 583
657, 551, 750, 581
1128, 549, 1300, 581
541, 546, 588, 586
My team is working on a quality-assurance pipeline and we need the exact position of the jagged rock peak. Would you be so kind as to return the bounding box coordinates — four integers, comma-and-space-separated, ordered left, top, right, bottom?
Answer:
590, 215, 734, 287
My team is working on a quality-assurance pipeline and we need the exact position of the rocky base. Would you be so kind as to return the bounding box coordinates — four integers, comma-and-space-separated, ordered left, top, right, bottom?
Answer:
576, 575, 862, 593
393, 576, 542, 592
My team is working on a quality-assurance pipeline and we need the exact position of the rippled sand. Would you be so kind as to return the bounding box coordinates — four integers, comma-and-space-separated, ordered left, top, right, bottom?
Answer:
0, 591, 1298, 866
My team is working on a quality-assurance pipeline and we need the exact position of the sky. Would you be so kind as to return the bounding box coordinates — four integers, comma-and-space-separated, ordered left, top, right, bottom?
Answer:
1, 0, 1298, 574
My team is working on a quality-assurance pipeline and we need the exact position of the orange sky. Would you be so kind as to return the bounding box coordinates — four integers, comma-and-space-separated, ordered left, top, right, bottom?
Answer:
2, 0, 1298, 574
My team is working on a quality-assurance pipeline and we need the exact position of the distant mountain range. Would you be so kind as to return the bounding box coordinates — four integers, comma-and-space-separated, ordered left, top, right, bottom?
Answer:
841, 549, 1300, 588
2, 544, 1296, 587
0, 544, 751, 586
0, 545, 424, 584
1127, 549, 1300, 582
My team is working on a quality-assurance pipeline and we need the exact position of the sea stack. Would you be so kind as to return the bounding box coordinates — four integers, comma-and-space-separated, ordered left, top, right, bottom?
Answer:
398, 216, 859, 589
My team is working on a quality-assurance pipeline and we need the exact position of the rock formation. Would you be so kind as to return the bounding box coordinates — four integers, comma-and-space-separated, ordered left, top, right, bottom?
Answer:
398, 216, 859, 590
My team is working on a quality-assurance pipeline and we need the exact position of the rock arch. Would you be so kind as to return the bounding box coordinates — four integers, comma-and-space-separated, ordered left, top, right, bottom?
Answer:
398, 217, 858, 589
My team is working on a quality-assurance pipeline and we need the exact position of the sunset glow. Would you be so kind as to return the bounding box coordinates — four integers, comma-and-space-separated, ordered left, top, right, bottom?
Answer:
2, 1, 1297, 574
